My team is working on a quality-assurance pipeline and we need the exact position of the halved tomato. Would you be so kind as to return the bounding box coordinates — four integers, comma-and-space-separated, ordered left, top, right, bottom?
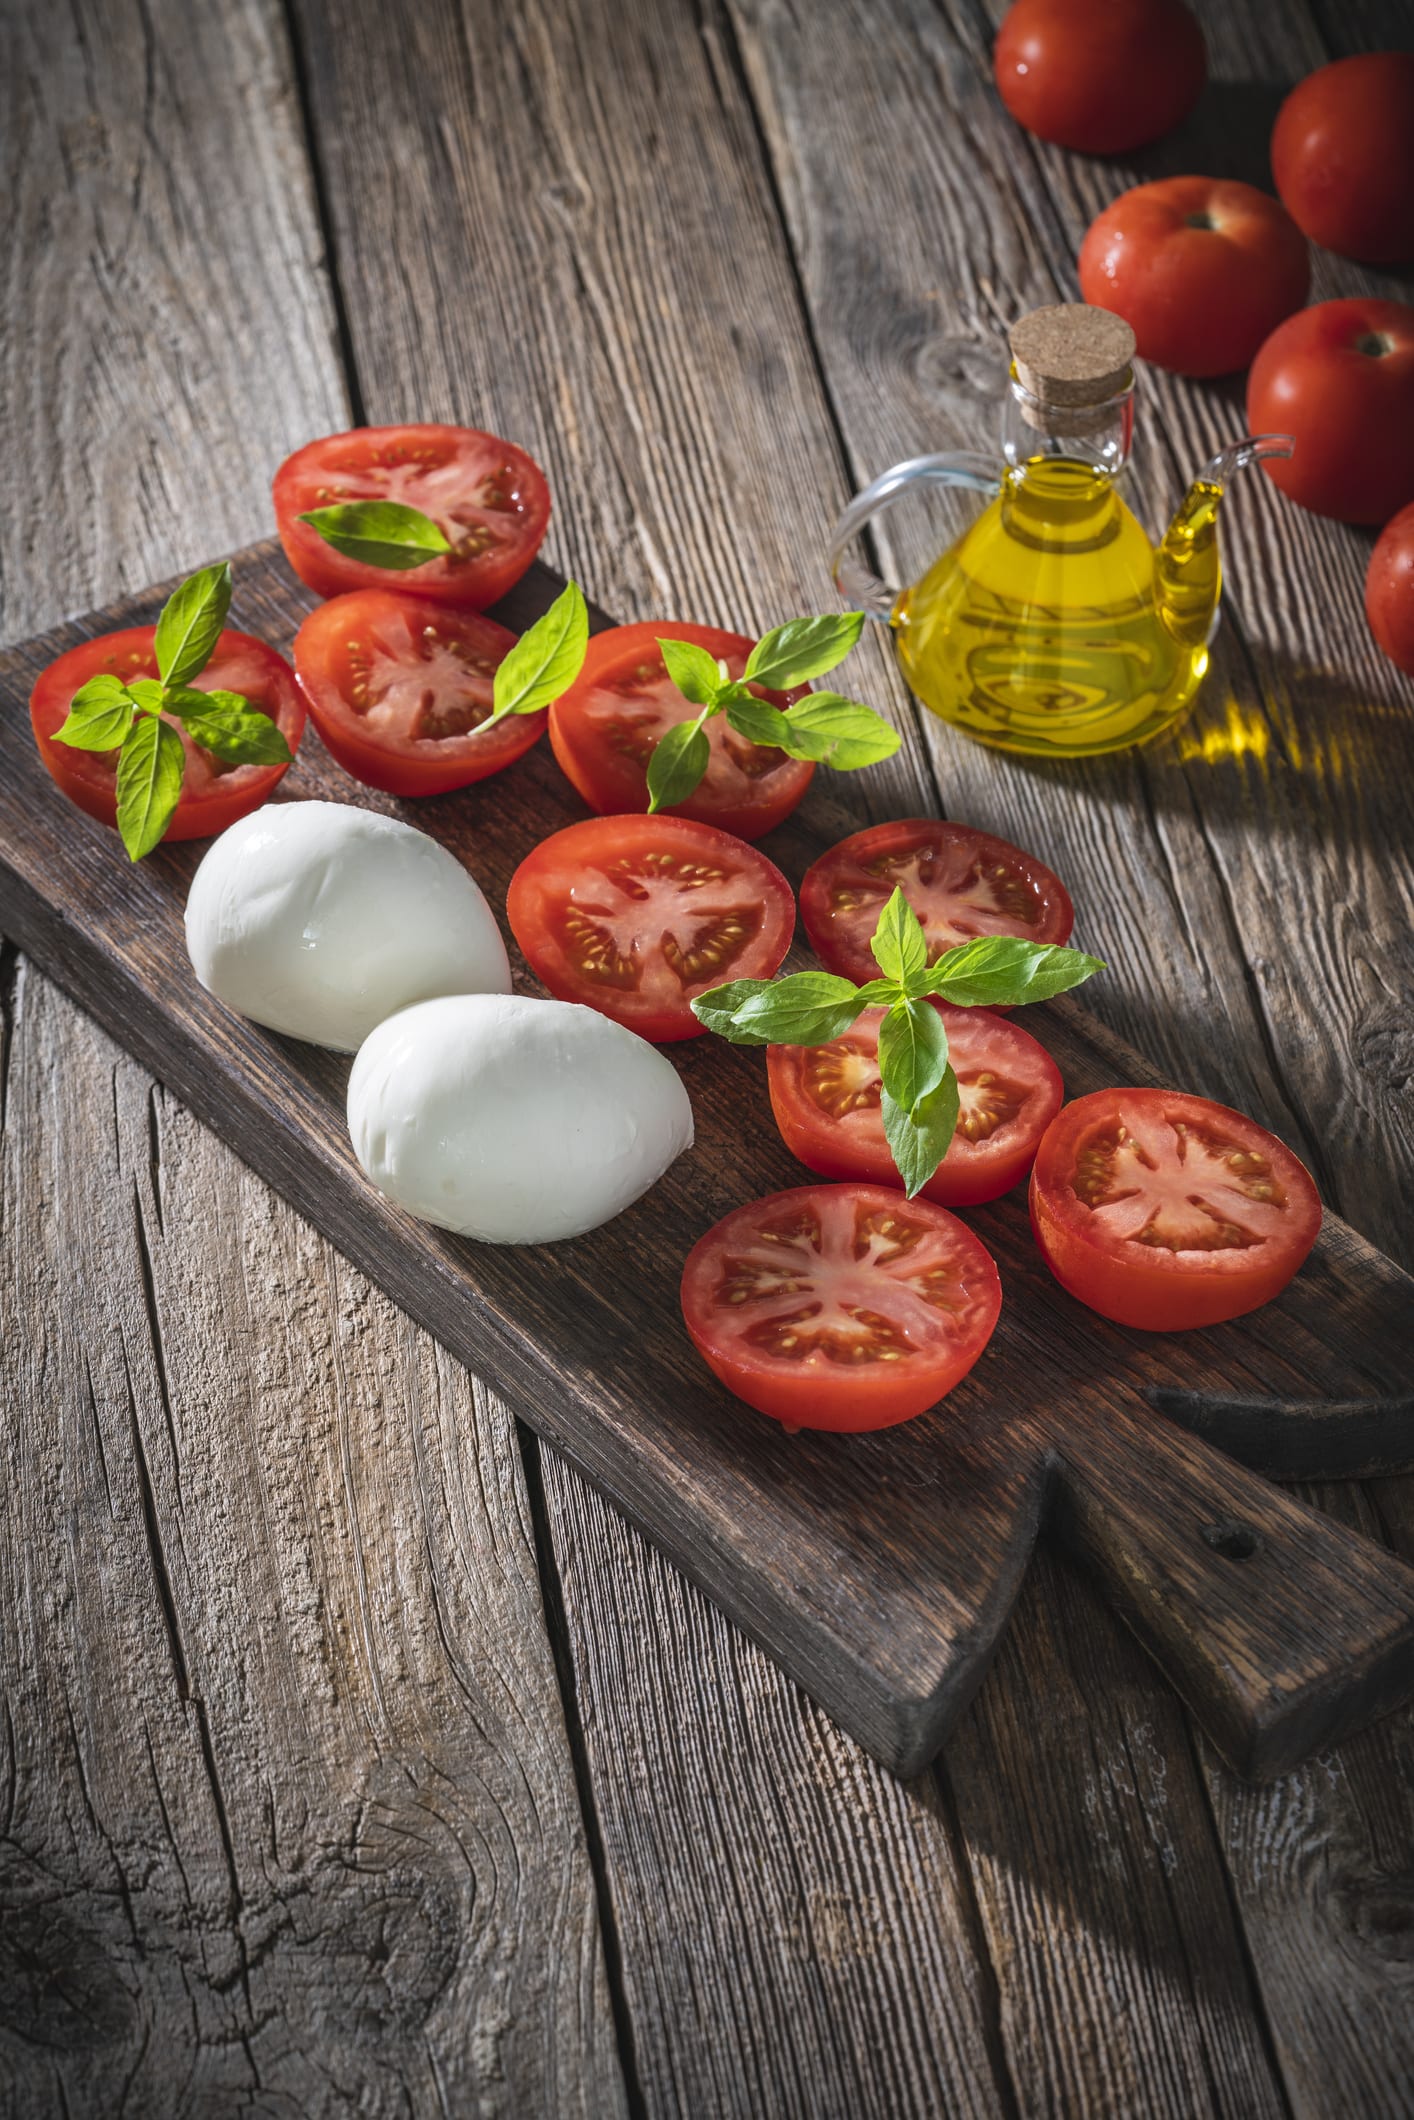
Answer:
293, 590, 538, 796
30, 627, 305, 843
546, 621, 813, 840
680, 1183, 1002, 1431
506, 813, 795, 1042
800, 817, 1074, 983
1030, 1088, 1322, 1332
273, 424, 550, 608
768, 1004, 1063, 1206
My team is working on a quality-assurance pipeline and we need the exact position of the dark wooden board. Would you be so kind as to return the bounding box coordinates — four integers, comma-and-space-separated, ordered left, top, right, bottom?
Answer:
3, 539, 1412, 1781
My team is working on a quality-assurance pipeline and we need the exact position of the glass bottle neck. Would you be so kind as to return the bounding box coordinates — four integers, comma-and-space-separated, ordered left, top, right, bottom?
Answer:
1000, 367, 1135, 481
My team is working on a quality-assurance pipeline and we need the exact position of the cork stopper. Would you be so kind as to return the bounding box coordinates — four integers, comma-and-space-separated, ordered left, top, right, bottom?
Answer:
1008, 306, 1135, 432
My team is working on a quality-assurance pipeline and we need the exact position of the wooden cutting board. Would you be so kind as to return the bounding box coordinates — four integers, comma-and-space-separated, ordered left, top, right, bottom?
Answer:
3, 541, 1411, 1782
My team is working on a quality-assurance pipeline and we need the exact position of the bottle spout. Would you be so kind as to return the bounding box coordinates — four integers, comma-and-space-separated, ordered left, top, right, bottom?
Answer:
1155, 434, 1292, 650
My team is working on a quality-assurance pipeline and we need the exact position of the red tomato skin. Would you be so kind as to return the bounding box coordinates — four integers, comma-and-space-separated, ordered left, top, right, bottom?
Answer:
1271, 54, 1414, 264
273, 424, 551, 609
1366, 503, 1414, 678
293, 590, 539, 797
767, 1005, 1063, 1206
30, 627, 305, 844
1078, 178, 1308, 378
1247, 300, 1414, 525
994, 0, 1205, 155
547, 621, 814, 841
1029, 1090, 1322, 1332
680, 1184, 1002, 1431
506, 812, 796, 1042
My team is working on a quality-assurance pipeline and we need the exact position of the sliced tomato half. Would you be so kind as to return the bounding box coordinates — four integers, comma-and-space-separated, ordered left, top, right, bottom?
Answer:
273, 423, 550, 608
800, 817, 1074, 983
547, 621, 814, 840
507, 813, 795, 1042
1030, 1088, 1322, 1331
768, 1003, 1063, 1206
681, 1183, 1002, 1431
29, 627, 305, 844
293, 589, 539, 796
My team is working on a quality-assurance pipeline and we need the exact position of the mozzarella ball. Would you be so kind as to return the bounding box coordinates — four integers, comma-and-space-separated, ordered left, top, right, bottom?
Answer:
347, 994, 694, 1242
184, 800, 510, 1051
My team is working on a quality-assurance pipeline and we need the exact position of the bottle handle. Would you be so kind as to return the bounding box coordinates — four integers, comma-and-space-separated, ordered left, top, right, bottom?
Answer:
829, 453, 1002, 621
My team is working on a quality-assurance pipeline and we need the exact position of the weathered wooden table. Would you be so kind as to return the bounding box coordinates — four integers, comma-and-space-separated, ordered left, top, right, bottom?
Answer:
3, 2, 1411, 2113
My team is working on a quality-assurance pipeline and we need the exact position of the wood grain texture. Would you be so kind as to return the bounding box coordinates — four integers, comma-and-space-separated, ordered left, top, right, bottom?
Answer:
0, 0, 626, 2109
0, 963, 627, 2118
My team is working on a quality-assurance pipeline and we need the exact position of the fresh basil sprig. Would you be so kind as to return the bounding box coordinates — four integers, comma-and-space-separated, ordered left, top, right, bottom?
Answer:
691, 887, 1104, 1195
644, 611, 899, 813
481, 580, 589, 730
53, 562, 292, 860
296, 498, 454, 570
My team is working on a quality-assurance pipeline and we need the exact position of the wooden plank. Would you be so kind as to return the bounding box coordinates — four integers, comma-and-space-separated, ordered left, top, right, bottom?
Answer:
725, 0, 1414, 2109
0, 0, 626, 2108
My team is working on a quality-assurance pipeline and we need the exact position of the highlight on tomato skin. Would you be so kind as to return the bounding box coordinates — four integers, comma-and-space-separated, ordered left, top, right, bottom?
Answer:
506, 811, 797, 1044
29, 626, 305, 844
1028, 1088, 1322, 1332
293, 589, 540, 797
547, 620, 814, 841
767, 1003, 1063, 1207
799, 816, 1074, 987
680, 1183, 1003, 1432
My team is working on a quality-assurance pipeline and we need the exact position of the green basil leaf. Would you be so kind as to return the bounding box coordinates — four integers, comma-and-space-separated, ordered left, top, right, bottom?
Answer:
659, 636, 724, 709
691, 971, 865, 1046
164, 687, 293, 765
877, 996, 948, 1112
881, 1069, 960, 1198
646, 716, 711, 812
724, 689, 792, 748
127, 677, 166, 714
870, 886, 928, 985
782, 692, 901, 769
53, 674, 135, 751
852, 978, 901, 1008
744, 611, 865, 689
923, 937, 1105, 1008
297, 500, 453, 571
115, 714, 186, 861
154, 562, 232, 686
487, 579, 589, 725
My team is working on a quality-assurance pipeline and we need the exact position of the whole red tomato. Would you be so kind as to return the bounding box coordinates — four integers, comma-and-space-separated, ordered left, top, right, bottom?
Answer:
1079, 177, 1308, 377
1271, 54, 1414, 264
1366, 503, 1414, 677
994, 0, 1205, 155
1247, 300, 1414, 525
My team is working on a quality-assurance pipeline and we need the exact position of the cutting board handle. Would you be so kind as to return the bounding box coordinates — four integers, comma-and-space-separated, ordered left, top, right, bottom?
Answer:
1053, 1403, 1414, 1779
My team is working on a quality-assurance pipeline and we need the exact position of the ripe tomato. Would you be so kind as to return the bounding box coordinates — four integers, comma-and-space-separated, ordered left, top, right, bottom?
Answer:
994, 0, 1205, 156
1271, 53, 1414, 264
506, 813, 796, 1042
680, 1184, 1002, 1431
547, 621, 813, 841
1078, 178, 1308, 378
1247, 300, 1414, 525
800, 817, 1074, 985
1029, 1088, 1321, 1332
273, 424, 551, 608
1366, 502, 1414, 678
30, 628, 305, 844
293, 590, 540, 796
768, 1003, 1063, 1207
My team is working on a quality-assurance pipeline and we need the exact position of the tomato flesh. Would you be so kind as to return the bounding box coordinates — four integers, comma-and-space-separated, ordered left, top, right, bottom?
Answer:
769, 1003, 1063, 1206
293, 589, 537, 796
507, 812, 796, 1042
800, 817, 1074, 984
29, 626, 305, 844
1029, 1088, 1321, 1331
273, 423, 550, 609
681, 1183, 1002, 1430
547, 621, 813, 840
